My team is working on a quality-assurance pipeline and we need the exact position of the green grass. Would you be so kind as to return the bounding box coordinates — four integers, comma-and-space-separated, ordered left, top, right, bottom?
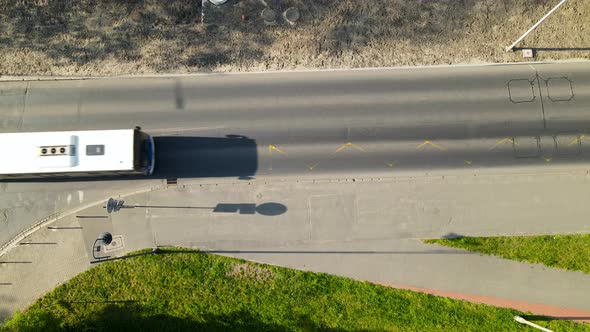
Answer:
425, 234, 590, 274
2, 248, 588, 332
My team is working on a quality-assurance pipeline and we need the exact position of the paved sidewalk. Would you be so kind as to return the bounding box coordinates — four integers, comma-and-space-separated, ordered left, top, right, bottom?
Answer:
2, 179, 590, 323
0, 209, 95, 319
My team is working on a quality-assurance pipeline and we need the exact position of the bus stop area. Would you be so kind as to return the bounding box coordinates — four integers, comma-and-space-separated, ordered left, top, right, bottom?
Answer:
2, 176, 590, 322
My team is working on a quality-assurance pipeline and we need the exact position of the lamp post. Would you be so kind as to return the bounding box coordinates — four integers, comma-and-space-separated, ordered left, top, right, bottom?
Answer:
93, 232, 113, 260
505, 0, 569, 51
513, 316, 554, 332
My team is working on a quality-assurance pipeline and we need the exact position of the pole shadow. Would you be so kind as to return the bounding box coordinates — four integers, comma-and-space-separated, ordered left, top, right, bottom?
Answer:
91, 247, 475, 265
107, 200, 287, 216
514, 47, 590, 52
213, 202, 287, 216
520, 314, 590, 322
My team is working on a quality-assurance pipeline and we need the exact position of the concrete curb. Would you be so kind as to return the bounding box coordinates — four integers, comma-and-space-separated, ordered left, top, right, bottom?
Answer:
1, 59, 589, 82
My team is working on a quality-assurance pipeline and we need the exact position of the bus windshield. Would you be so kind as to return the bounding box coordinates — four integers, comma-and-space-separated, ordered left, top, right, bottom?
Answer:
135, 130, 155, 175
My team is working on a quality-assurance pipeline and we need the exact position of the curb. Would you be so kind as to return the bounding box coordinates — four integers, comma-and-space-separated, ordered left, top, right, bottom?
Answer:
0, 60, 589, 82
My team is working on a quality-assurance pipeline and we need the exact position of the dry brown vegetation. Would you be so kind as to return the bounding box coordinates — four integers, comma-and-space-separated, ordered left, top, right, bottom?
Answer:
0, 0, 588, 76
226, 262, 275, 282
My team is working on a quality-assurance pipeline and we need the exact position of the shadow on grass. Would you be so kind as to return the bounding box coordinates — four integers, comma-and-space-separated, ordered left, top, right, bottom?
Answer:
7, 305, 362, 332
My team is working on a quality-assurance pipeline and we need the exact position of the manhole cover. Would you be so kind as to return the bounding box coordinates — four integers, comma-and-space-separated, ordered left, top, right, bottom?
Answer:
261, 8, 277, 25
283, 7, 300, 25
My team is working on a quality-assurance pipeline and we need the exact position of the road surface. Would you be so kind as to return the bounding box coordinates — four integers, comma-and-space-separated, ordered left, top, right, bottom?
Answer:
2, 62, 590, 246
1, 62, 590, 179
1, 62, 590, 247
2, 62, 590, 321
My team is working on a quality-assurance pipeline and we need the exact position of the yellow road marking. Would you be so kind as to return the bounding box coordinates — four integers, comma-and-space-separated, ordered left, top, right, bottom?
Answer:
308, 142, 366, 171
268, 144, 288, 156
490, 137, 515, 150
385, 161, 398, 168
416, 140, 447, 151
464, 160, 472, 165
543, 157, 552, 162
335, 142, 366, 153
267, 144, 288, 173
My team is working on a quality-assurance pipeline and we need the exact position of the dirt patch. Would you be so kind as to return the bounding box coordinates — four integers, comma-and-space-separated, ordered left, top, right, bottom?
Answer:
226, 262, 275, 282
0, 0, 588, 76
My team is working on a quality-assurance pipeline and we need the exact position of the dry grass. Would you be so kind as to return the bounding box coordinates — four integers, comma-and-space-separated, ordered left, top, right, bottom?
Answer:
226, 262, 275, 282
0, 0, 588, 76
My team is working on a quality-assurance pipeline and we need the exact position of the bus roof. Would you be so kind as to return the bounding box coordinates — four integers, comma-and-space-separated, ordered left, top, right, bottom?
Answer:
0, 129, 136, 175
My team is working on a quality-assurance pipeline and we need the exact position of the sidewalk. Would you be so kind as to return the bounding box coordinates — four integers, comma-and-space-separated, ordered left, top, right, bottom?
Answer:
2, 179, 590, 323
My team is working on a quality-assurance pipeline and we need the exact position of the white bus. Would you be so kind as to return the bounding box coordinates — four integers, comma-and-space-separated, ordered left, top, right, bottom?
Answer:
0, 128, 155, 179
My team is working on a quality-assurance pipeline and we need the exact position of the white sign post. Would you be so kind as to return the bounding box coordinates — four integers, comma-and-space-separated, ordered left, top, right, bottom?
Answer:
505, 0, 569, 51
513, 316, 554, 332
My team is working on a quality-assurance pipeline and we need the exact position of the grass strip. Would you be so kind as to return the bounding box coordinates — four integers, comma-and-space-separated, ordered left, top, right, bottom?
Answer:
425, 234, 590, 274
3, 248, 588, 331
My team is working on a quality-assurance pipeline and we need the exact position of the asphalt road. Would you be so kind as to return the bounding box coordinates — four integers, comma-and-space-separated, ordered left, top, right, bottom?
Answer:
2, 62, 590, 178
1, 62, 590, 247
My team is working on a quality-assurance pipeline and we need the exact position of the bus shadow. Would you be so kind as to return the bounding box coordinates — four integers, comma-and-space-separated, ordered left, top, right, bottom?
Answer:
152, 135, 258, 179
1, 135, 258, 182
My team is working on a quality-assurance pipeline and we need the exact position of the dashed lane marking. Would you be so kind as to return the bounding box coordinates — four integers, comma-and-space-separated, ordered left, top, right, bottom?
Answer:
490, 138, 516, 150
335, 142, 366, 153
416, 140, 447, 151
268, 144, 288, 156
267, 144, 288, 172
308, 142, 366, 171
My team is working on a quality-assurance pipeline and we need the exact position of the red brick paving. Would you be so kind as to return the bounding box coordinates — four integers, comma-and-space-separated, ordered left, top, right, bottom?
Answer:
373, 281, 590, 324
